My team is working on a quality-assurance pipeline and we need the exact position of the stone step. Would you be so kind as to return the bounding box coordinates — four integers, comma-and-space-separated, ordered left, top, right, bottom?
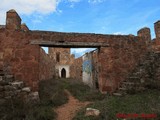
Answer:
10, 81, 24, 89
22, 87, 31, 93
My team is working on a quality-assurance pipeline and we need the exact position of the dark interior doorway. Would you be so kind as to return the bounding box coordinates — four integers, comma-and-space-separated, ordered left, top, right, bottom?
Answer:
61, 68, 66, 78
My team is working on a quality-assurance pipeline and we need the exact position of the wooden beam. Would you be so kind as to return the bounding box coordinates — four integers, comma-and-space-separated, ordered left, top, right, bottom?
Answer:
30, 40, 110, 48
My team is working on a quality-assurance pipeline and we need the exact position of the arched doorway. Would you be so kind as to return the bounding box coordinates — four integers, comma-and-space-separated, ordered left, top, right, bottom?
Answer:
61, 68, 66, 78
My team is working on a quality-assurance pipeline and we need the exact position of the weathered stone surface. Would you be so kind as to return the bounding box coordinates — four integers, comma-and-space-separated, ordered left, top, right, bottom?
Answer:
22, 87, 31, 92
40, 48, 55, 80
5, 75, 14, 79
85, 108, 100, 116
6, 9, 21, 30
11, 81, 24, 89
21, 23, 29, 31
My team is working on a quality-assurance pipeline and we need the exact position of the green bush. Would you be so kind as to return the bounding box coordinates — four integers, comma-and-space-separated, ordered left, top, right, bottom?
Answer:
74, 89, 160, 120
0, 98, 56, 120
63, 79, 106, 101
26, 104, 56, 120
39, 79, 68, 107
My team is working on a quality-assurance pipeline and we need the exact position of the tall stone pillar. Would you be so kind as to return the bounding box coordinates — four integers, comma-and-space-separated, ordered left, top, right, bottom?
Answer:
137, 27, 151, 42
98, 47, 114, 94
154, 20, 160, 41
6, 9, 21, 30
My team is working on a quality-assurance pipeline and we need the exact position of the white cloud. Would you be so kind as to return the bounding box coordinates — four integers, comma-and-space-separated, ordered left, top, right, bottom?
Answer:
113, 32, 124, 35
71, 48, 96, 58
72, 48, 89, 53
0, 0, 59, 24
88, 0, 105, 4
65, 0, 81, 8
68, 0, 81, 2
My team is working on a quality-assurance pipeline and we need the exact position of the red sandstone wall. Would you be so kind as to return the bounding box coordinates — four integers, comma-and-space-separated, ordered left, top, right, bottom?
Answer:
1, 9, 159, 93
98, 37, 149, 93
92, 50, 99, 89
0, 29, 40, 90
70, 56, 82, 80
0, 28, 151, 93
30, 31, 151, 93
39, 48, 55, 80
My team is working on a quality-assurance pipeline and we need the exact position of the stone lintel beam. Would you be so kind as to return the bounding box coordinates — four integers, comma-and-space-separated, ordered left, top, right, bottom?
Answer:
30, 40, 110, 48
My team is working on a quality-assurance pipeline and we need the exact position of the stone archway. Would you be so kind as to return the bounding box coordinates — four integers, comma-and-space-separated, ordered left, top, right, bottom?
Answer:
61, 68, 66, 78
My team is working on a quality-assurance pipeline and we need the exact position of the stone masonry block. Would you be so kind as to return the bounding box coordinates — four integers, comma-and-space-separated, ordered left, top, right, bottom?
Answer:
22, 87, 31, 93
10, 81, 24, 89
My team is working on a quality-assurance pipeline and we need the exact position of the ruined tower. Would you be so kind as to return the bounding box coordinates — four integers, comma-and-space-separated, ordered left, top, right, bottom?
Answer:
154, 20, 160, 41
6, 9, 21, 30
49, 48, 75, 78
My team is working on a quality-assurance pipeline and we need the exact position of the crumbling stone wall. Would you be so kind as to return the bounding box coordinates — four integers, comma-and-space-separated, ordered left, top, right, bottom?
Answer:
49, 48, 74, 78
0, 9, 159, 93
152, 21, 160, 87
98, 35, 150, 93
153, 21, 160, 51
70, 56, 82, 80
39, 48, 55, 80
92, 50, 99, 89
0, 29, 40, 90
0, 70, 39, 105
0, 10, 40, 91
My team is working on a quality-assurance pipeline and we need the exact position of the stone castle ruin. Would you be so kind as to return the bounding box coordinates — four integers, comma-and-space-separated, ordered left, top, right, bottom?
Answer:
0, 9, 160, 99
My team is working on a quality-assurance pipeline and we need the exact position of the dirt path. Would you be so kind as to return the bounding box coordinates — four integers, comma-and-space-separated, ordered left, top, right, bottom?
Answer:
55, 90, 91, 120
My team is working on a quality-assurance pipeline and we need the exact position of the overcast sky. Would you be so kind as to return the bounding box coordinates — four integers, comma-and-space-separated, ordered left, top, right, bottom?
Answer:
0, 0, 160, 57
